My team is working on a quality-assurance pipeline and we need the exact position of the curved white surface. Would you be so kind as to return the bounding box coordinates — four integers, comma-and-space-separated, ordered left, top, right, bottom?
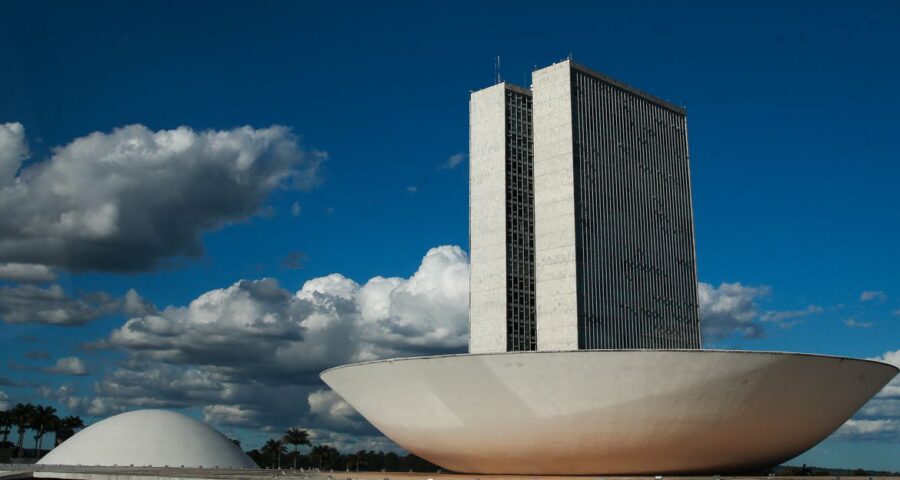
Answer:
321, 350, 897, 475
38, 409, 257, 469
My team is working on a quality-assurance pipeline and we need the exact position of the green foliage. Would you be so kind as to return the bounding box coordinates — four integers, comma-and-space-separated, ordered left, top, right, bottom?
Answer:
247, 439, 440, 472
0, 403, 85, 459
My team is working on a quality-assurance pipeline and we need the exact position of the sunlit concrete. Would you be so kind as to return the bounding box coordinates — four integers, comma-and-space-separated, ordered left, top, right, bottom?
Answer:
321, 350, 897, 475
37, 410, 257, 469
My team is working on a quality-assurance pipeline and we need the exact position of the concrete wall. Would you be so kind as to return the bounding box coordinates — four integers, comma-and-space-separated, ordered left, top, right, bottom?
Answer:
322, 351, 898, 475
532, 61, 579, 351
468, 83, 508, 353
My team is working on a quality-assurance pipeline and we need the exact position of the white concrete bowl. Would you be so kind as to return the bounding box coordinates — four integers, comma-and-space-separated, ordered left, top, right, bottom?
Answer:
321, 350, 897, 475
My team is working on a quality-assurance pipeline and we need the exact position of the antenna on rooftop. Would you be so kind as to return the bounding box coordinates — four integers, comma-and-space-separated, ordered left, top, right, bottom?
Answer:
568, 51, 574, 62
495, 56, 502, 84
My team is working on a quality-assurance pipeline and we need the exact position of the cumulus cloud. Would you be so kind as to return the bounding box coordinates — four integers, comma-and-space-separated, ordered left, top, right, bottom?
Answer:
860, 290, 887, 302
698, 282, 769, 341
74, 246, 469, 434
835, 349, 900, 442
0, 123, 323, 272
0, 263, 57, 283
43, 356, 89, 376
0, 283, 154, 326
122, 288, 157, 317
0, 122, 29, 186
838, 352, 900, 443
440, 153, 465, 169
291, 201, 302, 217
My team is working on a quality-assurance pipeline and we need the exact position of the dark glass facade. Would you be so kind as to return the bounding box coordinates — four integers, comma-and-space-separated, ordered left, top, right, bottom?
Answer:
504, 86, 537, 351
570, 65, 701, 349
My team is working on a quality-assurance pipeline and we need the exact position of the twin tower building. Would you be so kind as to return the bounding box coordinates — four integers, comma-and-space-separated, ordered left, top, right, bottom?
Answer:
469, 59, 702, 353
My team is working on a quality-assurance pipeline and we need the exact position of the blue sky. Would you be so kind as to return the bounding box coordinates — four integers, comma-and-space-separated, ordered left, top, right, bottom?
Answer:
1, 0, 898, 471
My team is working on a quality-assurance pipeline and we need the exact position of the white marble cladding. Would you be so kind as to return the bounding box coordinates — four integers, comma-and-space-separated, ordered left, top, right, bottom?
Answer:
469, 83, 508, 353
532, 61, 580, 351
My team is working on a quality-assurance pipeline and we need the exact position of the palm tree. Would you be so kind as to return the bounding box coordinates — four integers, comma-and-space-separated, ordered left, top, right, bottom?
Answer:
54, 416, 85, 445
261, 438, 286, 469
310, 444, 339, 471
10, 403, 36, 458
0, 410, 12, 447
282, 427, 310, 469
31, 405, 59, 458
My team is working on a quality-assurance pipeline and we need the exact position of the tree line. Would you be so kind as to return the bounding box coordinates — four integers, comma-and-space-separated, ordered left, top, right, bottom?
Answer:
1, 404, 439, 472
246, 428, 440, 472
0, 403, 86, 458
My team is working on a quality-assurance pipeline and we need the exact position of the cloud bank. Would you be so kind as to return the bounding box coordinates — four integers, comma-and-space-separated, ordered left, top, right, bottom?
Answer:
61, 246, 469, 435
0, 122, 323, 272
0, 284, 153, 326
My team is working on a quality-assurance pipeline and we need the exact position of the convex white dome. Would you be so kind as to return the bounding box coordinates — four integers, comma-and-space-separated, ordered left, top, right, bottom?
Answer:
38, 409, 257, 469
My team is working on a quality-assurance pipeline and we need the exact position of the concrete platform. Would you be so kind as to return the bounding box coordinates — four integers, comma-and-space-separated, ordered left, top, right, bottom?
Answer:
1, 465, 898, 480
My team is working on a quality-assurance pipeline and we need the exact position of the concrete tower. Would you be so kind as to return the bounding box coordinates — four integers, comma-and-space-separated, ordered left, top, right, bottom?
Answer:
469, 82, 536, 353
532, 60, 701, 350
469, 59, 701, 353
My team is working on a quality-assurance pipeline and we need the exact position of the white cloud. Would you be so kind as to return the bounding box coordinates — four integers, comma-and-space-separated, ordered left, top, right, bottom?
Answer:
0, 123, 323, 272
440, 153, 465, 169
406, 186, 418, 193
872, 350, 900, 399
836, 419, 900, 440
860, 290, 887, 302
291, 201, 302, 217
203, 404, 261, 428
698, 282, 769, 341
0, 283, 117, 325
760, 305, 823, 324
122, 288, 157, 317
78, 246, 469, 434
0, 390, 9, 410
0, 283, 155, 326
0, 263, 57, 283
0, 122, 29, 186
844, 318, 874, 329
43, 357, 89, 376
835, 349, 900, 442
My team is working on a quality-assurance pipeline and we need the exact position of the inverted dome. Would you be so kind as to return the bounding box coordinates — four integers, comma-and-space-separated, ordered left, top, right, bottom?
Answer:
38, 409, 257, 469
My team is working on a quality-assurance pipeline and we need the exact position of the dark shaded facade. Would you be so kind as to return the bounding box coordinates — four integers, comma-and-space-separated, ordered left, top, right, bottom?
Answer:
568, 64, 701, 349
503, 85, 536, 351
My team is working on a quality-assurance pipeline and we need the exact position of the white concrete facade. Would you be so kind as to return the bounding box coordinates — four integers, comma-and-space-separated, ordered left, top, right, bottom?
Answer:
38, 410, 257, 469
322, 350, 898, 475
468, 83, 508, 353
532, 62, 580, 351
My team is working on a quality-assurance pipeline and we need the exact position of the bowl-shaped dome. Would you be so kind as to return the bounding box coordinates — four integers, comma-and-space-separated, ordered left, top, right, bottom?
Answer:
321, 350, 897, 475
38, 409, 257, 469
